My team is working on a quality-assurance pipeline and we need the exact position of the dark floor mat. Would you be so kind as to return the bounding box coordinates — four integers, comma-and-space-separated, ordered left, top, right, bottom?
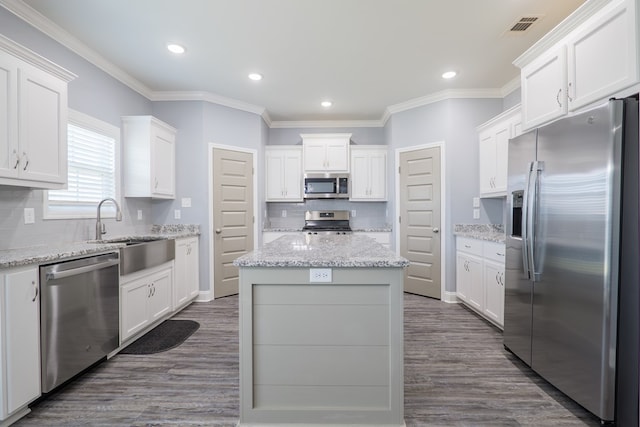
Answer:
120, 319, 199, 354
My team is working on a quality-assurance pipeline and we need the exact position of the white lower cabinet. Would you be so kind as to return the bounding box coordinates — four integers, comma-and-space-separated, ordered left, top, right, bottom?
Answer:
174, 237, 199, 311
0, 266, 41, 422
456, 237, 505, 328
120, 263, 173, 343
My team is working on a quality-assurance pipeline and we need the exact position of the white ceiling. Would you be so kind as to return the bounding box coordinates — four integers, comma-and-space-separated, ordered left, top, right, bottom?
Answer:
13, 0, 586, 124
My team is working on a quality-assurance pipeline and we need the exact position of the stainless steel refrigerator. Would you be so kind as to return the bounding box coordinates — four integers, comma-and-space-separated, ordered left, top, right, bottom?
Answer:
504, 98, 639, 425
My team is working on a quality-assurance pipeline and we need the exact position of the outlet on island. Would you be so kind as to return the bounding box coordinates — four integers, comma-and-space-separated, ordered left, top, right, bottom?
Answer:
309, 268, 332, 283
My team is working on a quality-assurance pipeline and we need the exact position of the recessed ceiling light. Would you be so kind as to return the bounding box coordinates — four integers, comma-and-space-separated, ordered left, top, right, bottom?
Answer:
321, 101, 332, 108
248, 73, 263, 81
442, 71, 457, 79
167, 43, 186, 54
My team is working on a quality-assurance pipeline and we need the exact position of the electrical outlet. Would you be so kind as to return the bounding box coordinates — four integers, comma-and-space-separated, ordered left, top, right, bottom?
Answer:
351, 210, 356, 217
23, 208, 35, 224
174, 209, 181, 219
473, 197, 480, 208
309, 268, 332, 283
473, 209, 480, 219
181, 197, 191, 208
281, 210, 287, 218
137, 210, 143, 220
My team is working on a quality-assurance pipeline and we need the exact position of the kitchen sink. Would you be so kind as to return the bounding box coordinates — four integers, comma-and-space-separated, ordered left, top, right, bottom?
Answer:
117, 238, 175, 275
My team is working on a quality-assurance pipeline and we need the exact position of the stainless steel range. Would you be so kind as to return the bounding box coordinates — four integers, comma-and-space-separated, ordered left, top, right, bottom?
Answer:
302, 210, 351, 235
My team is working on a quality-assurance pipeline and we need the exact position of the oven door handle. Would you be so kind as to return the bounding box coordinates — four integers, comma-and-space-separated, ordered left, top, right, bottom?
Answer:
46, 259, 119, 280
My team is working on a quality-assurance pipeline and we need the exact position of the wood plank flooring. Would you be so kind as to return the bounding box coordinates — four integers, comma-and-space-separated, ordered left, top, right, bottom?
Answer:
15, 293, 601, 426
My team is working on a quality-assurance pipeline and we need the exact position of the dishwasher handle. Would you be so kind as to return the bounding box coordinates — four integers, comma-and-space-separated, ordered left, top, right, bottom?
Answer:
46, 259, 119, 281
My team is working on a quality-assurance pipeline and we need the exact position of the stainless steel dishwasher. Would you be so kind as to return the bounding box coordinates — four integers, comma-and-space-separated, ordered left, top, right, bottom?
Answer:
40, 252, 120, 393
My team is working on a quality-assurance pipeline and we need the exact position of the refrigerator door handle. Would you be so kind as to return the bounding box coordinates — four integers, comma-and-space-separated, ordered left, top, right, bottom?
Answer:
529, 161, 544, 282
521, 162, 534, 278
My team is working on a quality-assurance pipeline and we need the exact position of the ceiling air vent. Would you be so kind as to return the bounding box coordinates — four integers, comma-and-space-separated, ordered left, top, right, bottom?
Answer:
507, 15, 543, 34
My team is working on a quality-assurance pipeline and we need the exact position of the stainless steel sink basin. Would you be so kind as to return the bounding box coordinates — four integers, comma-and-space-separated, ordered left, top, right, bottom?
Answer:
118, 238, 175, 276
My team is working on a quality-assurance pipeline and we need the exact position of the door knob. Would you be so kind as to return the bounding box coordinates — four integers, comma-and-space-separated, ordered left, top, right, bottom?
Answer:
215, 228, 222, 234
433, 227, 440, 233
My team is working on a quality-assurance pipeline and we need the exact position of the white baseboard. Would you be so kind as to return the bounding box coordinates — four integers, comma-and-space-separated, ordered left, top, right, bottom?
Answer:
442, 291, 460, 304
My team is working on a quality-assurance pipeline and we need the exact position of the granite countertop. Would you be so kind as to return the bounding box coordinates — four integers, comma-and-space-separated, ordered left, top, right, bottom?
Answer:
234, 234, 409, 268
0, 224, 200, 269
453, 224, 505, 243
263, 227, 392, 233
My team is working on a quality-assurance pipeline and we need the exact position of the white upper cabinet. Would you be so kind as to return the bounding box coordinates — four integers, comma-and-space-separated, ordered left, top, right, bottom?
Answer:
567, 0, 638, 110
301, 133, 350, 172
265, 146, 303, 201
517, 0, 638, 131
122, 116, 177, 199
477, 106, 521, 198
0, 35, 75, 189
350, 146, 387, 201
520, 46, 568, 130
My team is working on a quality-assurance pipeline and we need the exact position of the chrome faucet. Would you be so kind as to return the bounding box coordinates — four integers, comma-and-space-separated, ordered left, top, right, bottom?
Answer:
96, 198, 123, 240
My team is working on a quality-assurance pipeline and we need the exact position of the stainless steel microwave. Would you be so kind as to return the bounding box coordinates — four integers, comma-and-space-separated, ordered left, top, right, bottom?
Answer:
303, 174, 349, 199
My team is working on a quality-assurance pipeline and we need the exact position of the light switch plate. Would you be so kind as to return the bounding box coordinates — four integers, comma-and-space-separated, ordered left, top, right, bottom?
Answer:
281, 210, 287, 218
473, 209, 480, 219
24, 208, 35, 224
181, 197, 192, 208
473, 197, 480, 208
174, 209, 181, 219
310, 268, 332, 283
137, 210, 143, 220
351, 210, 356, 217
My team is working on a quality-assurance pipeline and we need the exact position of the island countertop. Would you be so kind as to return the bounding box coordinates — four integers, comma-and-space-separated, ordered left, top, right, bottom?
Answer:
234, 234, 409, 268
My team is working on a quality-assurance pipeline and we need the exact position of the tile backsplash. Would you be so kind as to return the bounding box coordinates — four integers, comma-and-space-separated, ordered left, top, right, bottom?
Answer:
266, 200, 389, 230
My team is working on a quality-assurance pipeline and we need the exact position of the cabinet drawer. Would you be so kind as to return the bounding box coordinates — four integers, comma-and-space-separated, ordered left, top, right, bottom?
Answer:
456, 237, 483, 256
483, 242, 506, 263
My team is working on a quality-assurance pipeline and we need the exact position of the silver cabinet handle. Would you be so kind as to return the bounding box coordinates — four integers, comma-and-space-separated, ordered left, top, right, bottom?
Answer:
567, 82, 573, 102
22, 152, 29, 171
556, 88, 562, 107
12, 150, 19, 169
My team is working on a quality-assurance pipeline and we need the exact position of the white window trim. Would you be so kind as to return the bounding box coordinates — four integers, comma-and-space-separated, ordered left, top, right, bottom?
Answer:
43, 109, 122, 220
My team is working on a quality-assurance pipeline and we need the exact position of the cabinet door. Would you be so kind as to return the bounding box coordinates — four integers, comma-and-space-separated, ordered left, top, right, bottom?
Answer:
121, 279, 151, 341
18, 63, 67, 185
148, 269, 172, 322
324, 139, 349, 171
368, 150, 387, 200
483, 260, 504, 326
466, 255, 483, 311
478, 131, 496, 196
173, 240, 190, 309
282, 150, 302, 200
350, 150, 369, 199
265, 151, 285, 200
521, 45, 568, 130
150, 123, 175, 198
0, 54, 18, 179
186, 239, 200, 299
456, 253, 473, 302
303, 142, 326, 171
493, 125, 509, 194
567, 0, 638, 111
4, 267, 40, 414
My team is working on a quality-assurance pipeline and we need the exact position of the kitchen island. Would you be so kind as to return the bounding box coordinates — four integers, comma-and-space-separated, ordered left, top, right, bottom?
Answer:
233, 234, 408, 426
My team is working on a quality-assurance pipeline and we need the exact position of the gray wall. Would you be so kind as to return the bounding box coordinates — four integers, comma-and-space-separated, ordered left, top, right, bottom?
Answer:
386, 98, 504, 293
0, 7, 153, 250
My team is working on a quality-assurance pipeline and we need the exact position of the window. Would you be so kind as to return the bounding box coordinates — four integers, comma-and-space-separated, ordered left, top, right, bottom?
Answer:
44, 110, 121, 219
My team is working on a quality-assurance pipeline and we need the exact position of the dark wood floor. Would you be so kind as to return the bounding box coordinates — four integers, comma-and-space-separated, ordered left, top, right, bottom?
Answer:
16, 293, 601, 426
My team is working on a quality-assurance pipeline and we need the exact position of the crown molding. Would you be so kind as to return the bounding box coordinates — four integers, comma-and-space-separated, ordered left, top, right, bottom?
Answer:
513, 0, 612, 68
150, 90, 267, 116
0, 32, 76, 81
500, 76, 521, 97
385, 88, 504, 117
270, 119, 384, 129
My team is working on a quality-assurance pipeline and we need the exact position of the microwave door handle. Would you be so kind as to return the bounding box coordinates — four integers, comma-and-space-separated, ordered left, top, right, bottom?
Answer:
521, 162, 533, 279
